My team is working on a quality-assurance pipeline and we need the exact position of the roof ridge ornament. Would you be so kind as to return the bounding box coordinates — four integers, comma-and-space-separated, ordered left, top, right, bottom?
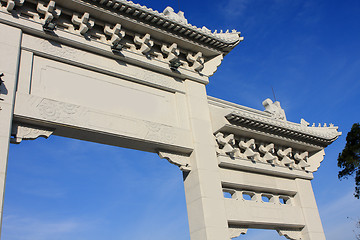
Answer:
262, 98, 286, 120
163, 6, 188, 24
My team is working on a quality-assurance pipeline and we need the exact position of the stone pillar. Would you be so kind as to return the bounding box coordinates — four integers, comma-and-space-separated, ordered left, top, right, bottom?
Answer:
295, 178, 326, 240
0, 23, 22, 236
183, 79, 229, 240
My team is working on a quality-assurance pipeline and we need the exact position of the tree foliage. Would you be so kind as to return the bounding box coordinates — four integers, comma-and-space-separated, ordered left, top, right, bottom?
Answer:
337, 123, 360, 199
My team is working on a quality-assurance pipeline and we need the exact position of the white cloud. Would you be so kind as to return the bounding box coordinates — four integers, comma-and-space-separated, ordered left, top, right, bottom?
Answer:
220, 0, 249, 20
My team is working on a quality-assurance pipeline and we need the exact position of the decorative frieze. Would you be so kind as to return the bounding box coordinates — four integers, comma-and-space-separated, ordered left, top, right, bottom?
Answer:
0, 0, 235, 74
215, 132, 312, 171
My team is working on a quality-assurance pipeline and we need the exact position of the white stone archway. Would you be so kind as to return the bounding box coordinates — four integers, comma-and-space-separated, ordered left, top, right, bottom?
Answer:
0, 1, 340, 239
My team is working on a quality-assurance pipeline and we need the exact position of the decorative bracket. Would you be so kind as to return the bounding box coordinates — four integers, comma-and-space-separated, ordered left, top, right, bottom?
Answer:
134, 33, 154, 55
71, 12, 94, 35
11, 123, 54, 144
104, 23, 125, 46
229, 226, 248, 239
277, 147, 295, 167
305, 149, 325, 172
161, 43, 180, 69
37, 1, 61, 24
157, 150, 191, 172
3, 0, 24, 12
294, 151, 310, 169
187, 52, 204, 72
201, 54, 223, 76
276, 229, 302, 240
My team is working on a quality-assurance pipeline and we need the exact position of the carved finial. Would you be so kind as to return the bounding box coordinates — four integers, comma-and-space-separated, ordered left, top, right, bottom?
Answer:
300, 118, 309, 126
104, 23, 125, 45
4, 0, 24, 12
163, 6, 188, 24
187, 52, 204, 72
262, 98, 286, 120
37, 1, 61, 23
71, 12, 94, 35
134, 33, 154, 55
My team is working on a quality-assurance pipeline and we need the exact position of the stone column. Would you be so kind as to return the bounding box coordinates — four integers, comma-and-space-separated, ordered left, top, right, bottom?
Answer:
295, 178, 326, 240
183, 79, 229, 240
0, 23, 22, 236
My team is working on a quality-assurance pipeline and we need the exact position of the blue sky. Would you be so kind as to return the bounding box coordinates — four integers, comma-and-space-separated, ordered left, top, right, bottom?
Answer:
3, 0, 360, 239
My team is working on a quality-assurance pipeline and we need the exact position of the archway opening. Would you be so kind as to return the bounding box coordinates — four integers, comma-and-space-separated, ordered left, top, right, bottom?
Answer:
3, 135, 190, 240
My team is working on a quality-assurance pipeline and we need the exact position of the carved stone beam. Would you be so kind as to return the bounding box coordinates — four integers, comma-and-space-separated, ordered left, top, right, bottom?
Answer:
276, 229, 303, 240
229, 226, 248, 239
71, 12, 94, 35
187, 52, 204, 72
161, 43, 180, 63
104, 23, 125, 45
157, 150, 191, 172
4, 0, 24, 12
11, 123, 54, 144
134, 33, 154, 55
36, 1, 61, 23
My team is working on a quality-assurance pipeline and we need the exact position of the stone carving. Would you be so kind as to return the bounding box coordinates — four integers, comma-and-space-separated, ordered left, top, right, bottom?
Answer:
277, 147, 295, 168
201, 54, 223, 76
37, 99, 84, 124
104, 23, 125, 45
294, 151, 310, 169
11, 123, 53, 144
226, 112, 341, 147
259, 143, 278, 164
134, 33, 154, 55
239, 139, 261, 162
262, 98, 286, 120
145, 122, 176, 144
277, 229, 302, 240
215, 132, 235, 156
3, 0, 24, 12
215, 132, 313, 171
157, 150, 191, 171
161, 43, 180, 63
71, 12, 94, 35
187, 52, 204, 72
36, 1, 61, 24
163, 6, 188, 24
229, 226, 247, 239
305, 149, 325, 172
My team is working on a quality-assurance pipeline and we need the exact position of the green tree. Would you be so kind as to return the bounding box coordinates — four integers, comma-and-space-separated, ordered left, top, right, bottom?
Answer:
337, 123, 360, 199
